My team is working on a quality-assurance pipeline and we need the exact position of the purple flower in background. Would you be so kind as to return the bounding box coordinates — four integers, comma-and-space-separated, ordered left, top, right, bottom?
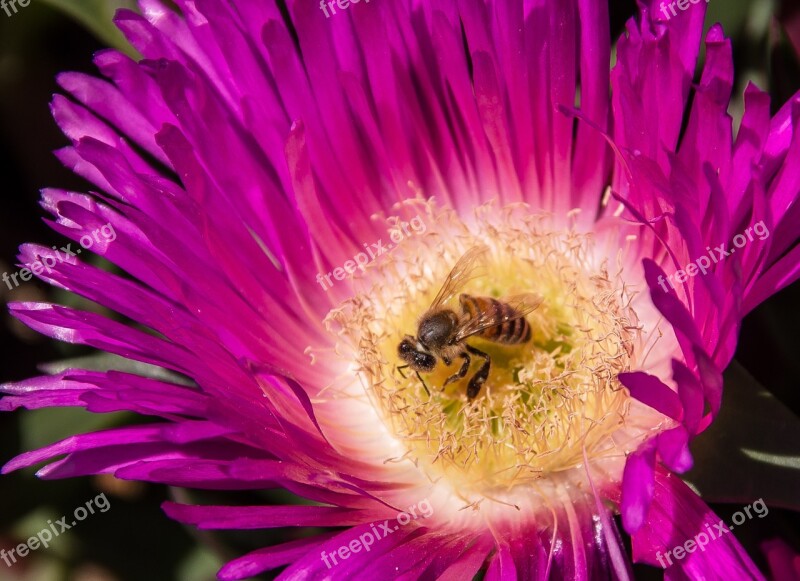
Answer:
3, 0, 800, 578
762, 537, 800, 581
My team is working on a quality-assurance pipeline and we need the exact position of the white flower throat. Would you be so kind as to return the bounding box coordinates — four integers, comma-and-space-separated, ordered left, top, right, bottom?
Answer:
328, 205, 647, 500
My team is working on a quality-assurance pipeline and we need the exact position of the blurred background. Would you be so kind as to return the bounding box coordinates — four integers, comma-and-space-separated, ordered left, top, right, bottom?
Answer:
0, 1, 798, 580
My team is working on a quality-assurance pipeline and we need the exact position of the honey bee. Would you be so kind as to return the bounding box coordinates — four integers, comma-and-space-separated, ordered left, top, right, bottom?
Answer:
397, 246, 542, 399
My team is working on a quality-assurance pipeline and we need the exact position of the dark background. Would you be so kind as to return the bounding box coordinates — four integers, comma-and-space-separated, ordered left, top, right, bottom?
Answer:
0, 1, 798, 580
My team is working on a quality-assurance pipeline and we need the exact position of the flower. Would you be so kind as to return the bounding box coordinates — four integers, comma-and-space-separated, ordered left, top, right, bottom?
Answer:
762, 537, 800, 581
3, 0, 799, 578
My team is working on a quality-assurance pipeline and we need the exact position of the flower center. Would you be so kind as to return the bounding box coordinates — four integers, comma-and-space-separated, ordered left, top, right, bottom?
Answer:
327, 205, 643, 498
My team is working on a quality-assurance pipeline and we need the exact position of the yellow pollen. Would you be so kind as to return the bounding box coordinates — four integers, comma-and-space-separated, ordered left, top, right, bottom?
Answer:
326, 204, 643, 498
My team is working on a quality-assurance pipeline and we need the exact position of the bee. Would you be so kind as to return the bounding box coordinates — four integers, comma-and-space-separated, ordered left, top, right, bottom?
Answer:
397, 246, 542, 399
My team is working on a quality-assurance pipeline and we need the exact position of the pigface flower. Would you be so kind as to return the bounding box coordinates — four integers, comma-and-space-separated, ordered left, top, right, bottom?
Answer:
3, 0, 799, 579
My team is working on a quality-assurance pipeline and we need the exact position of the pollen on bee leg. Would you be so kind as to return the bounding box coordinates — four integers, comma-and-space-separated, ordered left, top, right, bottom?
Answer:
325, 204, 650, 502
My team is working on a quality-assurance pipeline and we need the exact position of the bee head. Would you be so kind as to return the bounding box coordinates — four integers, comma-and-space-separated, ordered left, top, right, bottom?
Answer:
398, 336, 436, 372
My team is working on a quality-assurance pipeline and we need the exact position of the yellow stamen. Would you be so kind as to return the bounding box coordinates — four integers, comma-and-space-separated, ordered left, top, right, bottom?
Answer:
327, 204, 644, 499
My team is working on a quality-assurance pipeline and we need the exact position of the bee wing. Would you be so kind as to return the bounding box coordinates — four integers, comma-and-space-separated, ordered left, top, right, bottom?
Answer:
428, 245, 489, 309
454, 293, 543, 342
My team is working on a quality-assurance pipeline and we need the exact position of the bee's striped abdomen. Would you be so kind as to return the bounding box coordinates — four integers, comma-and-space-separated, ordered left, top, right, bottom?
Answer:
460, 294, 531, 344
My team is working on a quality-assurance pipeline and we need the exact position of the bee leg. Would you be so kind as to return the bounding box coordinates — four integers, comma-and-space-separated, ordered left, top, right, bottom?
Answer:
443, 351, 471, 387
465, 344, 490, 399
397, 365, 430, 397
415, 371, 431, 397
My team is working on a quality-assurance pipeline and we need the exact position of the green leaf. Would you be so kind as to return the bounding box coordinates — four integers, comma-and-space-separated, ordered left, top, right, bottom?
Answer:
40, 351, 194, 386
21, 406, 127, 451
683, 360, 800, 511
177, 546, 224, 581
39, 0, 139, 55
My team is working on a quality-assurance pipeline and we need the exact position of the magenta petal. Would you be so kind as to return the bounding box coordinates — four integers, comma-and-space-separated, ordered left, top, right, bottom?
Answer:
275, 522, 421, 579
693, 346, 723, 420
435, 538, 495, 580
642, 260, 703, 351
343, 530, 453, 579
56, 71, 170, 166
113, 458, 272, 490
217, 533, 338, 580
419, 534, 494, 580
621, 437, 657, 534
618, 371, 682, 421
0, 369, 207, 418
9, 303, 199, 378
761, 538, 800, 581
485, 541, 517, 581
657, 426, 693, 474
632, 467, 765, 579
2, 421, 234, 475
162, 502, 369, 529
671, 360, 705, 434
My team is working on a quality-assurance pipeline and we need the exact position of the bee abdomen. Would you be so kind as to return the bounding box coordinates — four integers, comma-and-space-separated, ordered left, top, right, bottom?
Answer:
460, 294, 531, 344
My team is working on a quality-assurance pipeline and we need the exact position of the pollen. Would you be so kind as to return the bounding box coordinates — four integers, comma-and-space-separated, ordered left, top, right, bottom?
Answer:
326, 203, 646, 499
